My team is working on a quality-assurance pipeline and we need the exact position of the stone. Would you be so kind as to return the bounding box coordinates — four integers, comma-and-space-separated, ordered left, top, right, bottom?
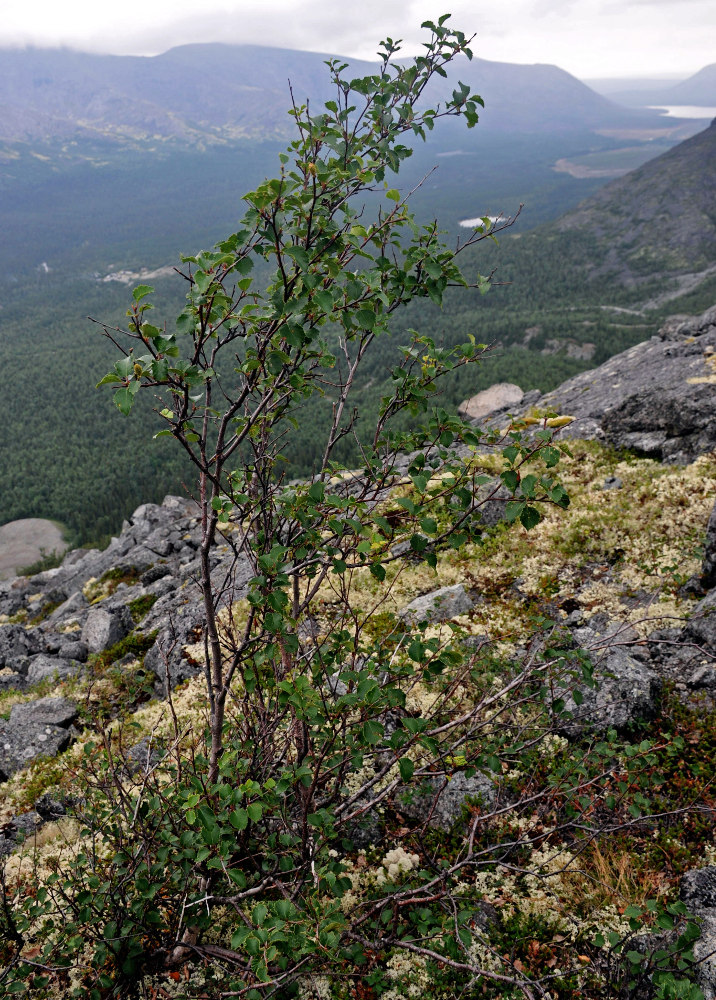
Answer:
0, 623, 43, 672
56, 639, 88, 662
125, 737, 165, 775
0, 717, 73, 781
10, 697, 77, 729
681, 867, 716, 911
561, 642, 661, 736
397, 770, 496, 832
680, 867, 716, 1000
688, 665, 716, 689
399, 584, 473, 625
82, 604, 134, 654
703, 501, 716, 590
26, 654, 76, 685
34, 793, 68, 821
458, 383, 524, 421
685, 590, 716, 653
602, 476, 623, 490
0, 810, 43, 858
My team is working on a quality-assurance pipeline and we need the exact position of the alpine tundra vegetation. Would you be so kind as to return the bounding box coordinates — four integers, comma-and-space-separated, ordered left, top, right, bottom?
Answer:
1, 16, 716, 1000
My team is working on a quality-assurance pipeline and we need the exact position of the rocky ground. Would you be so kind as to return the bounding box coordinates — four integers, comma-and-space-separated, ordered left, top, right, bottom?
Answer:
3, 304, 716, 998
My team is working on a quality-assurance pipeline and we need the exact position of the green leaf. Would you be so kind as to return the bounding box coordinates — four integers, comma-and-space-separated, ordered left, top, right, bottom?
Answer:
313, 290, 333, 313
356, 308, 376, 329
247, 802, 263, 822
362, 720, 384, 745
132, 284, 154, 301
230, 809, 248, 831
386, 188, 400, 202
398, 757, 414, 781
284, 246, 310, 270
114, 387, 134, 415
504, 500, 524, 522
519, 506, 541, 530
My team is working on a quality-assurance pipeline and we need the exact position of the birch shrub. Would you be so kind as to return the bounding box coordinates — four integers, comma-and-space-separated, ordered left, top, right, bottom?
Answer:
0, 16, 704, 1000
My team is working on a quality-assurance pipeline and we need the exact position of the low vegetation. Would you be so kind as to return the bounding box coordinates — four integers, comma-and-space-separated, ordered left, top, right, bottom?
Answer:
1, 18, 715, 1000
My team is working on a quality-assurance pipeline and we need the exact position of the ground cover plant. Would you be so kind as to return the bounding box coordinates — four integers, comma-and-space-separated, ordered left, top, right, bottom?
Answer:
1, 16, 715, 1000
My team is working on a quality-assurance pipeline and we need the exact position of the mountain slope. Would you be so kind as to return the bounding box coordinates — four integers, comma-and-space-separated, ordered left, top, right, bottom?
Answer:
553, 118, 716, 282
0, 43, 674, 146
609, 62, 716, 108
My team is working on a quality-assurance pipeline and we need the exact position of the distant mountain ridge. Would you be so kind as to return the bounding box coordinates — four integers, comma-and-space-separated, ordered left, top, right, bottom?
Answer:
607, 62, 716, 108
0, 42, 676, 146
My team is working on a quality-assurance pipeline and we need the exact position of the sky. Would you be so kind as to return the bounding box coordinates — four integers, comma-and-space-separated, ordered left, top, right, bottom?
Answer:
1, 0, 714, 80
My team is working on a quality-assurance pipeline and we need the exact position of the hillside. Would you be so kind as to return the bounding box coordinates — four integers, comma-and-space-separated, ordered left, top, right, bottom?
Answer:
0, 44, 674, 148
543, 118, 716, 286
2, 305, 716, 998
609, 62, 716, 108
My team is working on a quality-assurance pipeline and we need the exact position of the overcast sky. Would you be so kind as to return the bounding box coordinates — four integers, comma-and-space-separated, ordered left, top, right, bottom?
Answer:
1, 0, 713, 79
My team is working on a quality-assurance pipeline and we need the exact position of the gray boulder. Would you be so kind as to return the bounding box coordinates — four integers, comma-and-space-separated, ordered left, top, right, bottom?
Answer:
0, 623, 43, 672
0, 810, 43, 858
399, 584, 473, 625
0, 698, 77, 782
458, 382, 524, 421
82, 604, 134, 654
682, 867, 716, 911
561, 632, 661, 735
9, 696, 78, 729
685, 590, 716, 653
680, 867, 716, 1000
0, 697, 76, 781
26, 654, 76, 685
398, 770, 496, 832
702, 501, 716, 590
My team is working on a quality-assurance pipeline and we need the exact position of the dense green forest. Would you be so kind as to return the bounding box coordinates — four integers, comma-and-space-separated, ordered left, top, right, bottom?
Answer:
0, 128, 710, 549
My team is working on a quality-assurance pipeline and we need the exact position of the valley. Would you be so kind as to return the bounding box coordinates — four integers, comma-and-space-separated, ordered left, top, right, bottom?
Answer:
0, 44, 714, 548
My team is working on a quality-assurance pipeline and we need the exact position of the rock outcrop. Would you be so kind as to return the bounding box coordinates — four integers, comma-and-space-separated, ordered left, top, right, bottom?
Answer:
2, 304, 716, 882
471, 303, 716, 465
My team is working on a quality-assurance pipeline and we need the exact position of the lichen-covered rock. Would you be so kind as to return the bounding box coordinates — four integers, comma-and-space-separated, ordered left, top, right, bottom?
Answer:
10, 696, 78, 729
26, 653, 77, 685
680, 867, 716, 1000
561, 642, 661, 736
397, 770, 496, 832
0, 697, 77, 780
686, 589, 716, 653
682, 866, 716, 910
0, 720, 71, 781
399, 584, 473, 625
82, 604, 134, 654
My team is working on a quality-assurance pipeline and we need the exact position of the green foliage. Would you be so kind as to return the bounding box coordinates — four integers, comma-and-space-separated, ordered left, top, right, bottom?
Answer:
17, 548, 66, 577
127, 593, 158, 623
1, 18, 701, 1000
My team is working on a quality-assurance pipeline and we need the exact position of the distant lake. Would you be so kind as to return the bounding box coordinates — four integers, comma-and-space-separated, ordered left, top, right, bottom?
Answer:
649, 105, 716, 119
458, 215, 500, 228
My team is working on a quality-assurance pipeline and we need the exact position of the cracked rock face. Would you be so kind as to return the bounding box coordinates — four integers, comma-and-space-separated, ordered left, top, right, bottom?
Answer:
561, 625, 661, 735
473, 303, 716, 466
0, 697, 77, 781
